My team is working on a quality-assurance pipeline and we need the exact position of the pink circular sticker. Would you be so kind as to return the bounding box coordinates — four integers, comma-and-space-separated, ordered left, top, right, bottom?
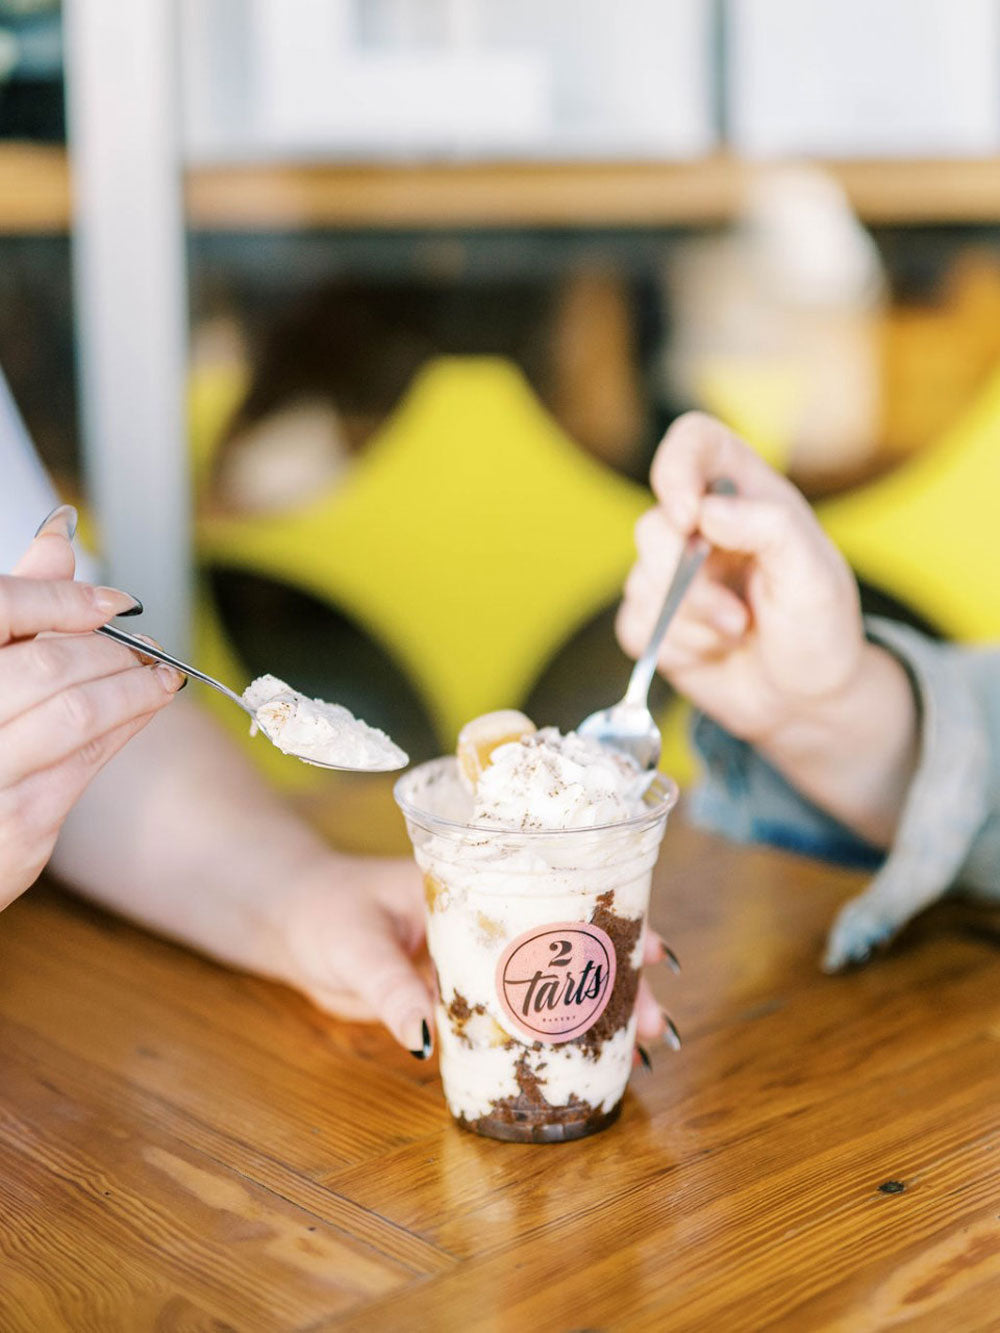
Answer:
495, 921, 617, 1044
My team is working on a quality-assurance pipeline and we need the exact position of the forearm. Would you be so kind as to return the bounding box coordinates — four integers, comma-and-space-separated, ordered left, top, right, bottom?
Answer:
49, 699, 336, 981
757, 642, 920, 848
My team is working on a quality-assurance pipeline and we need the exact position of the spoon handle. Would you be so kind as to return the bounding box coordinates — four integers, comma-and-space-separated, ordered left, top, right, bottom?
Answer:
95, 623, 252, 716
623, 477, 737, 708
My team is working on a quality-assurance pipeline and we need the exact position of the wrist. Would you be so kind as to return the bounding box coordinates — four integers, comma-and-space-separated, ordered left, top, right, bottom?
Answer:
755, 641, 886, 762
755, 642, 920, 847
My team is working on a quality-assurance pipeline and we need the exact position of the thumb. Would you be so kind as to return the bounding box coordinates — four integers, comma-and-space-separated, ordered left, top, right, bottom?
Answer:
14, 504, 78, 581
332, 913, 434, 1058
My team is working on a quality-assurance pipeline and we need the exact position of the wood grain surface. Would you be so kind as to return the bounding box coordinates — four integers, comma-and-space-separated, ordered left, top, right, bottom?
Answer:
0, 813, 997, 1331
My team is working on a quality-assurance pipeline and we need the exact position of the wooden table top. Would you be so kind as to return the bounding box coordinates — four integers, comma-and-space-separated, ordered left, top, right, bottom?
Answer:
1, 815, 998, 1331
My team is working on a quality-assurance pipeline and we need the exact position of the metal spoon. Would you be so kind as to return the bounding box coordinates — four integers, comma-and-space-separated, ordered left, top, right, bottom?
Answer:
95, 622, 407, 772
578, 478, 737, 771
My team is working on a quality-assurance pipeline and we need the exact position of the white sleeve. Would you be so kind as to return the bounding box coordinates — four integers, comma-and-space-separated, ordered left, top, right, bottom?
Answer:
0, 366, 100, 583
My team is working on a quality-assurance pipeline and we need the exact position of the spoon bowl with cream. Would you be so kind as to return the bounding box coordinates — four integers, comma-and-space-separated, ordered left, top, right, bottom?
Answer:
95, 625, 408, 772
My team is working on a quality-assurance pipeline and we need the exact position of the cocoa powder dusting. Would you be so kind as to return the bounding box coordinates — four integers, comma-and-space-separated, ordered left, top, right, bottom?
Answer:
447, 991, 473, 1024
464, 1053, 588, 1126
459, 1051, 623, 1142
446, 990, 518, 1050
575, 890, 643, 1058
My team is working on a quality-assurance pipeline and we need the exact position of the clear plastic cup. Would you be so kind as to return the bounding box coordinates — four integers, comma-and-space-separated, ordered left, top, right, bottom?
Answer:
395, 757, 678, 1143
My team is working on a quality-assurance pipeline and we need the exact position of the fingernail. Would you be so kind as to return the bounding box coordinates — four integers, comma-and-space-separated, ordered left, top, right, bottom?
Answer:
93, 587, 143, 617
662, 1013, 682, 1051
409, 1018, 433, 1061
120, 633, 161, 668
653, 934, 682, 973
35, 503, 78, 540
155, 664, 184, 693
637, 1045, 653, 1072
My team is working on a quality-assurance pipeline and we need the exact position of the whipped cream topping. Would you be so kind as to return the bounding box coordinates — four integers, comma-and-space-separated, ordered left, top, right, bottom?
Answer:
242, 674, 407, 770
471, 727, 642, 831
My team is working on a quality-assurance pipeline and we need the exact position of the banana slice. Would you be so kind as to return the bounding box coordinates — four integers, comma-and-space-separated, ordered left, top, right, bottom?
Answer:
456, 709, 536, 792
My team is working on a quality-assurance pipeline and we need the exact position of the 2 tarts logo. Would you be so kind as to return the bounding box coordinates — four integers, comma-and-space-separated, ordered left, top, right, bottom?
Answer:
496, 921, 617, 1043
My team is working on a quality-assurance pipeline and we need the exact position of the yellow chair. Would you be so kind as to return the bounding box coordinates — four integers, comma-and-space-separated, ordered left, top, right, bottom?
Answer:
694, 357, 799, 473
817, 364, 1000, 643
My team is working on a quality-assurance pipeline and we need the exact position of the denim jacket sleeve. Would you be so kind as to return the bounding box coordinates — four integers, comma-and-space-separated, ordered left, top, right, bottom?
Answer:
689, 617, 1000, 956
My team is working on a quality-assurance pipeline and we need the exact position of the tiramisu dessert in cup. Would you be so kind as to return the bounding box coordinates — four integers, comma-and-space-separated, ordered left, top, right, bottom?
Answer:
394, 710, 677, 1143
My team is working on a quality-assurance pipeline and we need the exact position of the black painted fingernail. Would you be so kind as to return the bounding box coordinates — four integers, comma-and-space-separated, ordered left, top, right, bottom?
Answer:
117, 598, 143, 617
177, 675, 188, 691
637, 1045, 653, 1072
410, 1018, 432, 1061
662, 1013, 682, 1051
651, 933, 681, 973
35, 503, 78, 540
